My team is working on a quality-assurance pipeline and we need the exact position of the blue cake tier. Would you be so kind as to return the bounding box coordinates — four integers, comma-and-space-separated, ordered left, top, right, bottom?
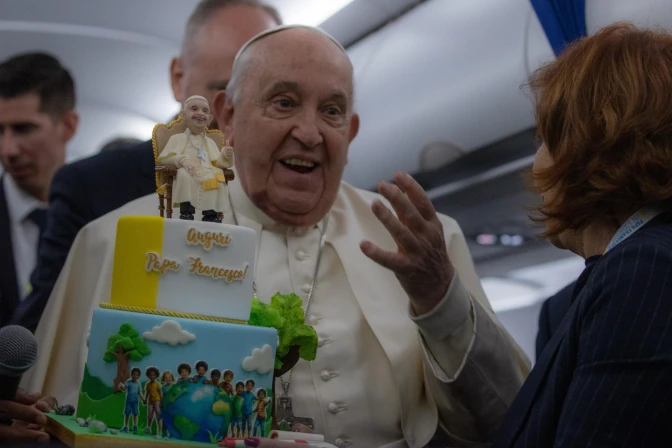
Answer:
76, 308, 277, 444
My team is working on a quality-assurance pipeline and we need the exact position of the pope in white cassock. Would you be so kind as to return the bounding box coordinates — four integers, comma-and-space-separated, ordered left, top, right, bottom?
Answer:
23, 25, 530, 448
157, 95, 233, 222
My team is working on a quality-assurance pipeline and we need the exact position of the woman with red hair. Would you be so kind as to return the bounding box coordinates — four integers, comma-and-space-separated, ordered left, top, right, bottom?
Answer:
494, 23, 672, 447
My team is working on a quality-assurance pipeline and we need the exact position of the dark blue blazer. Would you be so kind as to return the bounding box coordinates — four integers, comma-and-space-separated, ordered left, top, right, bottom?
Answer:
536, 280, 576, 359
9, 140, 156, 331
0, 178, 20, 327
494, 215, 672, 447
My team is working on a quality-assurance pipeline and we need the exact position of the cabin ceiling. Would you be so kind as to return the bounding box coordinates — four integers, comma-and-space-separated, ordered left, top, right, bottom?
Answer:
1, 0, 671, 277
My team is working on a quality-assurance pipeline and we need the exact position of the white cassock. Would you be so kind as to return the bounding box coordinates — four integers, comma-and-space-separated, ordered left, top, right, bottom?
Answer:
22, 170, 530, 448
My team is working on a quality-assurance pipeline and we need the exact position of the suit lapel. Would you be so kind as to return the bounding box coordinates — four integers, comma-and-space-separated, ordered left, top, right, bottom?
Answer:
0, 178, 20, 325
138, 140, 159, 193
494, 261, 598, 446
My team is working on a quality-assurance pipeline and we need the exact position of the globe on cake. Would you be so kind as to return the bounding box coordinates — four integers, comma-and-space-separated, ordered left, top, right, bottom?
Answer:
161, 381, 233, 442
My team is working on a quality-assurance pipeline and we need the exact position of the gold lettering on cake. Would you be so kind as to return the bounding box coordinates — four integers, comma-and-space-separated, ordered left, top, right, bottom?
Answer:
187, 258, 249, 283
145, 252, 181, 275
186, 227, 232, 251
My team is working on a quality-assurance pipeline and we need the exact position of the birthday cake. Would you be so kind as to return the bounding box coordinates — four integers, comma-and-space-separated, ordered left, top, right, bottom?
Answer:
62, 97, 319, 446
75, 216, 278, 443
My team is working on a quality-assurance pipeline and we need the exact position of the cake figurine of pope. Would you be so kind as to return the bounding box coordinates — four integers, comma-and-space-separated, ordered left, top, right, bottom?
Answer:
156, 95, 233, 223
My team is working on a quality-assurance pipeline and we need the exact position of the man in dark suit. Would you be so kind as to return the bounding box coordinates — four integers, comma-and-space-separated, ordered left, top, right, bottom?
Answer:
535, 280, 575, 359
9, 0, 282, 331
0, 52, 78, 328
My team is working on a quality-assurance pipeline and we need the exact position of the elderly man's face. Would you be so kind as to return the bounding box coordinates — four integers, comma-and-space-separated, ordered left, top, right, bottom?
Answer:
170, 4, 278, 129
221, 30, 360, 226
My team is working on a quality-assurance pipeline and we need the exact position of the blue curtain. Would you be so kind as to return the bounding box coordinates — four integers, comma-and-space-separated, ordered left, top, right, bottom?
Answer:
531, 0, 587, 56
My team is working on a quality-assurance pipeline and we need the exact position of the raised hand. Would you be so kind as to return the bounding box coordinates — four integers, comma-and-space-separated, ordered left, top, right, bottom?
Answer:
360, 172, 454, 315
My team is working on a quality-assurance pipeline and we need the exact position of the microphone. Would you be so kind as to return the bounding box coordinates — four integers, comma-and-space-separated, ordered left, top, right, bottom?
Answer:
0, 325, 38, 402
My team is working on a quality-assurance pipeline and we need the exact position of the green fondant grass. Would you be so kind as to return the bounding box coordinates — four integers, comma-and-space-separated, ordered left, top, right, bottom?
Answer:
47, 414, 212, 446
80, 364, 114, 401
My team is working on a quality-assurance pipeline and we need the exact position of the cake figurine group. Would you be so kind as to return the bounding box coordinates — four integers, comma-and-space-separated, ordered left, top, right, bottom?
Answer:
156, 95, 233, 223
51, 99, 319, 446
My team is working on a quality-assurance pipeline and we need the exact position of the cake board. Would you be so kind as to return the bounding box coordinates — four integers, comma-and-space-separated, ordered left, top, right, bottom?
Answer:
46, 415, 211, 447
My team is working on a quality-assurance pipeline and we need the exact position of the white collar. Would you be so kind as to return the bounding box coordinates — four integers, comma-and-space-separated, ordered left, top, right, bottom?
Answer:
3, 175, 46, 224
228, 166, 324, 235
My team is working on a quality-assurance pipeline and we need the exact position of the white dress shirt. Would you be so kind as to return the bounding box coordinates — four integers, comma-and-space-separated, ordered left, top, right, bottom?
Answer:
3, 175, 47, 299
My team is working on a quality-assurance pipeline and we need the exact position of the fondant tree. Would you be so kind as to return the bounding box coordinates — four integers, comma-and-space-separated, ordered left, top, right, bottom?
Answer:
103, 323, 151, 393
249, 293, 318, 430
248, 293, 318, 372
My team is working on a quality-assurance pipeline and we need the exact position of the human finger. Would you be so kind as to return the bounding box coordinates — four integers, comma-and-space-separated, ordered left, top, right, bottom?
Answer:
36, 396, 57, 413
377, 181, 426, 233
12, 388, 41, 406
393, 171, 438, 222
0, 401, 48, 426
12, 421, 44, 431
360, 240, 410, 272
371, 200, 419, 253
0, 425, 50, 444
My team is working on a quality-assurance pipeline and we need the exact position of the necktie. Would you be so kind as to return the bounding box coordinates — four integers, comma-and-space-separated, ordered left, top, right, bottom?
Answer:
27, 208, 47, 255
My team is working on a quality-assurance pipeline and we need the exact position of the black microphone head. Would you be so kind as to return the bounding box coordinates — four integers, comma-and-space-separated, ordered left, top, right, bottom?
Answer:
0, 325, 38, 377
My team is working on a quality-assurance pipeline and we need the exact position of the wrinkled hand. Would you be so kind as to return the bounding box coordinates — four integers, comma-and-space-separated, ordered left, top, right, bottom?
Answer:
360, 172, 454, 315
0, 388, 51, 444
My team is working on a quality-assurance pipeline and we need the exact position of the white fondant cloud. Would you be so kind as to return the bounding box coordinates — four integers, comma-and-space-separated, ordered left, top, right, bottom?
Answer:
143, 320, 195, 346
242, 344, 274, 374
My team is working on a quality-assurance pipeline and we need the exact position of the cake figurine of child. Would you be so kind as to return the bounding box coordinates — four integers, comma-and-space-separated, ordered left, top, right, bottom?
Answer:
156, 95, 233, 222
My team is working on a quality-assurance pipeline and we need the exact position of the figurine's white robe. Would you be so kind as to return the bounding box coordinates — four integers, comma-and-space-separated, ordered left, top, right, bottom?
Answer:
157, 129, 232, 212
22, 171, 530, 448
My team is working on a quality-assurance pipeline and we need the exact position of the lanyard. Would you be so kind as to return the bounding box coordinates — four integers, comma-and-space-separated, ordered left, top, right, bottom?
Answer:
604, 205, 665, 254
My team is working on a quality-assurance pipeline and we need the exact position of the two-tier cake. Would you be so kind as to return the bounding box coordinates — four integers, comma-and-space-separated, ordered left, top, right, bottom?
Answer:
75, 216, 277, 444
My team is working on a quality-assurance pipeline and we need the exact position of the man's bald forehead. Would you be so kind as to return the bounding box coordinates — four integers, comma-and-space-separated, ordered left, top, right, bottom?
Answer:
225, 24, 355, 107
233, 25, 349, 67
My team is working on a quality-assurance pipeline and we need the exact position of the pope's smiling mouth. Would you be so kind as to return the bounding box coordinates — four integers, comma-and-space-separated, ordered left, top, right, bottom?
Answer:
280, 158, 318, 174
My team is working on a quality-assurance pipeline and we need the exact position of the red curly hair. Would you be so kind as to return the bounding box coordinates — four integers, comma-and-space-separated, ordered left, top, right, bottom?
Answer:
528, 22, 672, 238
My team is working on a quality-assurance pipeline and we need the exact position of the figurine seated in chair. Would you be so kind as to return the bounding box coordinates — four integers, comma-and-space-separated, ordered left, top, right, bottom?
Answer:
156, 95, 233, 222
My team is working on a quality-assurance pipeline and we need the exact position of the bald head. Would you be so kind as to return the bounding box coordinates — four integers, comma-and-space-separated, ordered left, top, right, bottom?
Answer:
215, 24, 359, 227
181, 0, 281, 58
226, 25, 354, 106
